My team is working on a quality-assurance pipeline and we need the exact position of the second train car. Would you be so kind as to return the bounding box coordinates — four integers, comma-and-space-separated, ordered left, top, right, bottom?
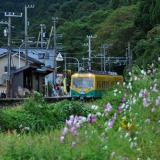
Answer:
70, 70, 123, 100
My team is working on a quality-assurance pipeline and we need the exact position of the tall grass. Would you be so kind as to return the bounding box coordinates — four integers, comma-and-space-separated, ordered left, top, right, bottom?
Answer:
0, 58, 160, 159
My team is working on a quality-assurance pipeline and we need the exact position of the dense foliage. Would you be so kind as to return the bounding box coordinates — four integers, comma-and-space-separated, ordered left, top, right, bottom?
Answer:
0, 92, 92, 133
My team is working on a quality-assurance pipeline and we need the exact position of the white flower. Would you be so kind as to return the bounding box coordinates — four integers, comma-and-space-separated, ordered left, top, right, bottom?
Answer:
123, 82, 126, 86
133, 137, 137, 140
91, 105, 98, 110
128, 72, 131, 75
24, 127, 30, 130
104, 146, 108, 150
114, 89, 118, 92
121, 116, 126, 119
81, 117, 87, 122
96, 112, 101, 116
134, 76, 138, 81
114, 93, 116, 96
118, 127, 122, 131
117, 82, 120, 85
125, 132, 130, 137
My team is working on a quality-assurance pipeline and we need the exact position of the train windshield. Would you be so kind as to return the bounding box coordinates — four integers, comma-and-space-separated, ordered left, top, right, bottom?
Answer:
72, 78, 94, 88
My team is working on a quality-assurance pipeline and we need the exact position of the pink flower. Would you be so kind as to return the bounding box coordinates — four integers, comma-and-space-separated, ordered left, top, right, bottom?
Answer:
158, 120, 160, 123
121, 98, 126, 103
70, 124, 77, 133
60, 136, 64, 143
108, 120, 114, 128
71, 142, 77, 147
156, 99, 160, 106
118, 106, 123, 114
143, 91, 148, 97
91, 118, 96, 124
143, 98, 150, 107
87, 117, 91, 123
66, 119, 73, 126
111, 152, 115, 157
104, 103, 112, 111
69, 115, 74, 121
147, 70, 151, 74
92, 114, 96, 119
62, 127, 68, 135
151, 108, 155, 113
158, 57, 160, 62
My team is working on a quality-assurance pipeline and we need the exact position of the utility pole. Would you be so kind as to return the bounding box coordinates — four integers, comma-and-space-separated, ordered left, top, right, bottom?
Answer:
83, 35, 97, 70
128, 42, 131, 69
98, 44, 105, 71
25, 5, 34, 65
40, 24, 45, 48
43, 26, 53, 64
4, 12, 22, 98
63, 53, 67, 79
52, 17, 58, 84
102, 44, 108, 72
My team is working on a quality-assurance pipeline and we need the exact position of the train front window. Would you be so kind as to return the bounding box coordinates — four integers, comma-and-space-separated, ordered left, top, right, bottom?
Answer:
72, 78, 94, 88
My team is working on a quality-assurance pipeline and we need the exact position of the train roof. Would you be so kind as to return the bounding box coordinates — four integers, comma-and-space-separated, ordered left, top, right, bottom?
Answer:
78, 70, 118, 75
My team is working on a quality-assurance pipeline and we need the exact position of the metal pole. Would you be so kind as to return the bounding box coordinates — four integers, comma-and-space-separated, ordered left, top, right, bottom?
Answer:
128, 42, 130, 69
103, 45, 106, 71
40, 24, 45, 48
53, 17, 58, 84
7, 16, 11, 98
25, 6, 28, 65
64, 53, 67, 79
88, 36, 91, 70
86, 35, 97, 70
41, 24, 43, 48
43, 26, 53, 64
25, 5, 34, 65
101, 44, 103, 71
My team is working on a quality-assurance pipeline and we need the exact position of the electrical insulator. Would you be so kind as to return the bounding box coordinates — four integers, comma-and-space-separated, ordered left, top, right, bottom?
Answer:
43, 32, 46, 37
4, 28, 8, 37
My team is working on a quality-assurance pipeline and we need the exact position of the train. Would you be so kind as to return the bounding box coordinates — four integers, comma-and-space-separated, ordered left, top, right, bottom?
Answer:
70, 70, 123, 100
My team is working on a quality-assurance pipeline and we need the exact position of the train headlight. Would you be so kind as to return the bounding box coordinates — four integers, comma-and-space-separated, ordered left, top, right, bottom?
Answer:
80, 90, 86, 94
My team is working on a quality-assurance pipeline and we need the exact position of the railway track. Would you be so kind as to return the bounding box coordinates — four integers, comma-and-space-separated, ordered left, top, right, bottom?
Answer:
0, 96, 72, 107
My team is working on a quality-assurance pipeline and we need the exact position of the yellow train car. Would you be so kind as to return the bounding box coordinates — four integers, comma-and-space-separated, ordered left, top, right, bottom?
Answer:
70, 70, 123, 100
